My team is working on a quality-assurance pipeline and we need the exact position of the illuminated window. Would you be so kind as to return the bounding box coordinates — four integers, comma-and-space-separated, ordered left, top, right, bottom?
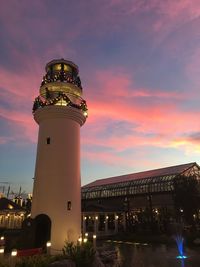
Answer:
53, 64, 62, 71
63, 64, 72, 72
46, 137, 50, 145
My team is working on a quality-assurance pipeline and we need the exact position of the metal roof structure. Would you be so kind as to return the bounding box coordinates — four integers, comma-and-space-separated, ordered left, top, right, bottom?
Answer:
82, 162, 200, 200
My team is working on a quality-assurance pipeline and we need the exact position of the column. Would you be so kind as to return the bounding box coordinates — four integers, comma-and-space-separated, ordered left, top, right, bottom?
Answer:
114, 214, 118, 234
122, 212, 126, 232
82, 215, 86, 234
94, 215, 99, 234
105, 214, 108, 234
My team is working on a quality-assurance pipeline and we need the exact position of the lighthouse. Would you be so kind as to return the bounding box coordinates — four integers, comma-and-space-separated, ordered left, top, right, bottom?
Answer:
31, 59, 87, 252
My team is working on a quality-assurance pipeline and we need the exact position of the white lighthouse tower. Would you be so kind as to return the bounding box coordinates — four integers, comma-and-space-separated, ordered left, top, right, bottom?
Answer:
31, 59, 87, 252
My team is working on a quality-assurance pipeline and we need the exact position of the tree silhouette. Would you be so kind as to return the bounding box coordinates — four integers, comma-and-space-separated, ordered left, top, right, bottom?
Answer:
174, 174, 200, 225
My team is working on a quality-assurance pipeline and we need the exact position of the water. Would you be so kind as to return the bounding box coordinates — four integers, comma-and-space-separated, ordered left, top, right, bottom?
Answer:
99, 241, 200, 267
174, 235, 187, 259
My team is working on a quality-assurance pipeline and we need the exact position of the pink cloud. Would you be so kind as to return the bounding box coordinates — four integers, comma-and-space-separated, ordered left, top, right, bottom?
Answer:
0, 106, 37, 143
0, 136, 15, 145
81, 68, 200, 161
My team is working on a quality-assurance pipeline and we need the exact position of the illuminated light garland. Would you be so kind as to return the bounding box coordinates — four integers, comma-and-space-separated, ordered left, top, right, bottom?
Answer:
41, 72, 82, 89
32, 92, 88, 117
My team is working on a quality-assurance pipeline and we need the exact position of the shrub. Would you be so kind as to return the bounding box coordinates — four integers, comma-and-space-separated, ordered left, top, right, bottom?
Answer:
15, 255, 53, 267
62, 241, 96, 267
0, 260, 9, 267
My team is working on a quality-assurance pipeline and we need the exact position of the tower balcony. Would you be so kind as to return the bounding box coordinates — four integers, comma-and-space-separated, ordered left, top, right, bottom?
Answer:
32, 91, 88, 118
40, 59, 82, 96
41, 71, 82, 90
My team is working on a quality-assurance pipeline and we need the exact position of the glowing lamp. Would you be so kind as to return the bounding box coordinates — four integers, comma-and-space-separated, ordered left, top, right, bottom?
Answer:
46, 241, 51, 247
11, 249, 17, 257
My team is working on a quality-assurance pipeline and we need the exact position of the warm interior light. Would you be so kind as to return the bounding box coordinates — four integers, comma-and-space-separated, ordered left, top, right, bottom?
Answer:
83, 238, 88, 243
93, 235, 96, 239
0, 248, 4, 254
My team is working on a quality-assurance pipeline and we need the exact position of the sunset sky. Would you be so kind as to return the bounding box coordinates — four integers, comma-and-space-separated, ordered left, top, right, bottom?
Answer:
1, 0, 200, 193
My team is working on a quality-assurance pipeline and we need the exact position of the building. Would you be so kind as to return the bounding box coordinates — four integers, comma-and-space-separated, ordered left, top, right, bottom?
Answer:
31, 59, 87, 252
0, 197, 26, 230
82, 162, 200, 236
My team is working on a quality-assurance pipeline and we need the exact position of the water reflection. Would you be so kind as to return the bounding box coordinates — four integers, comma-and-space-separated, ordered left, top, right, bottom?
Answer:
99, 241, 200, 267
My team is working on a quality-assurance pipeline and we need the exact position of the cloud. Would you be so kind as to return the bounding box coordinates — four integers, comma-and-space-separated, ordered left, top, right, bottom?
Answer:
81, 67, 200, 165
1, 0, 200, 176
0, 106, 37, 144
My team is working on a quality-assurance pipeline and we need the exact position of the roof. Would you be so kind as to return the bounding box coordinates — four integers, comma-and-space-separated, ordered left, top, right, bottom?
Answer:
83, 162, 197, 188
0, 197, 25, 212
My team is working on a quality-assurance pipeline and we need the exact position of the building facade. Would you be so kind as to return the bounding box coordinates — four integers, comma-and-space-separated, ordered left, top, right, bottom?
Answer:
82, 162, 200, 236
0, 197, 26, 230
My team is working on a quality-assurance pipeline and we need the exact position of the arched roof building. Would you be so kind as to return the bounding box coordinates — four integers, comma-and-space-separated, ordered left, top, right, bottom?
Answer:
81, 163, 200, 235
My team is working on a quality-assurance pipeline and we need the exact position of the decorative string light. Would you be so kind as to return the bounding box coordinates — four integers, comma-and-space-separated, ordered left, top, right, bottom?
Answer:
33, 92, 88, 117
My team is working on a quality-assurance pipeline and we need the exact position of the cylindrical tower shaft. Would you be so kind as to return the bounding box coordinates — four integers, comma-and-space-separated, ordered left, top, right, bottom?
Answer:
31, 59, 87, 252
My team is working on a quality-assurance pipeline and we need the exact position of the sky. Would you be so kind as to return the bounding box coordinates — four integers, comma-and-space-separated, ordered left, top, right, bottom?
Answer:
1, 0, 200, 194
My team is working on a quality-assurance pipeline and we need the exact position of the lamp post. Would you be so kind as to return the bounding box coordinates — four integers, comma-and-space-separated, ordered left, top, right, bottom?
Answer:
10, 249, 17, 267
46, 241, 51, 254
93, 234, 96, 249
0, 246, 4, 259
124, 197, 130, 231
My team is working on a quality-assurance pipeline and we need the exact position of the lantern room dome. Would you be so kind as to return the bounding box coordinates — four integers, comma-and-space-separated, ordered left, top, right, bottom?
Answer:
39, 58, 82, 97
45, 59, 79, 74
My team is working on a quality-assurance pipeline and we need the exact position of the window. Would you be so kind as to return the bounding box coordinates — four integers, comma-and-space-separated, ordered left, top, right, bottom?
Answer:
67, 201, 72, 210
46, 137, 50, 145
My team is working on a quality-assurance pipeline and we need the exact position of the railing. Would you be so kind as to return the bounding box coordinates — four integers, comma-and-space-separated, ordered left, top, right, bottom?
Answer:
32, 92, 88, 116
41, 71, 82, 89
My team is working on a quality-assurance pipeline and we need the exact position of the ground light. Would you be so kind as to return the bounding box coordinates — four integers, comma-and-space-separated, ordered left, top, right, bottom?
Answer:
78, 237, 82, 244
83, 238, 88, 243
11, 249, 17, 257
46, 241, 51, 254
0, 247, 4, 259
10, 249, 17, 267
